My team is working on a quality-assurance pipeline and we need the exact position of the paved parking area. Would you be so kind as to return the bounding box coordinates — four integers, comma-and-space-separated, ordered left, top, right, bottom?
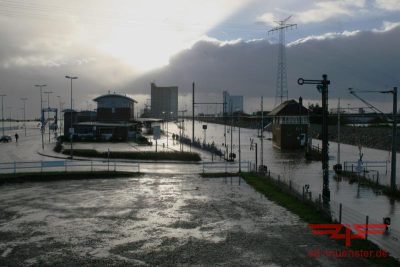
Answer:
0, 174, 377, 266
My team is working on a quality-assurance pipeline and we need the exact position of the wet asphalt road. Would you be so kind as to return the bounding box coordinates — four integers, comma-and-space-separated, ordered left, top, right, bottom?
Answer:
0, 174, 379, 266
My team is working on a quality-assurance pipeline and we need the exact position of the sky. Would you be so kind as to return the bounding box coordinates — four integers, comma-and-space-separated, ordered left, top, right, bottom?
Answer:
0, 0, 399, 118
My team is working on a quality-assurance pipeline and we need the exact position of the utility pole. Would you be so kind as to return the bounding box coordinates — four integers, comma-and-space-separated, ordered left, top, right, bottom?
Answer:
260, 96, 264, 168
391, 87, 397, 191
238, 115, 241, 172
35, 84, 46, 149
349, 87, 397, 191
65, 76, 78, 159
57, 96, 62, 136
298, 74, 331, 203
192, 82, 195, 146
44, 91, 53, 142
21, 98, 27, 136
269, 16, 297, 106
0, 94, 5, 137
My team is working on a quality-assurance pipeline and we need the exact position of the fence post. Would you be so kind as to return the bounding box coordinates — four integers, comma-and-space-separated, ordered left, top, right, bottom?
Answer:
14, 161, 16, 174
365, 215, 369, 240
339, 203, 342, 224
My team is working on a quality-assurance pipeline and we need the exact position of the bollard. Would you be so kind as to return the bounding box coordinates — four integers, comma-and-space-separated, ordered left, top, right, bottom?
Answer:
339, 203, 342, 224
365, 215, 369, 240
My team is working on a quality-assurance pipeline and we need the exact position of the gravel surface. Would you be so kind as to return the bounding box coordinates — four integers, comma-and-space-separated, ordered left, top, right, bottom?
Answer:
0, 174, 379, 266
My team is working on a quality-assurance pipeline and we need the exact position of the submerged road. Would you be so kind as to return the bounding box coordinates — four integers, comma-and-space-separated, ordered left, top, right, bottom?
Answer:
0, 174, 380, 266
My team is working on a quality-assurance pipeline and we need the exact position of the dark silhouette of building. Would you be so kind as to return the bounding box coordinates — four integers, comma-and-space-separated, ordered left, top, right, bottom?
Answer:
270, 97, 309, 149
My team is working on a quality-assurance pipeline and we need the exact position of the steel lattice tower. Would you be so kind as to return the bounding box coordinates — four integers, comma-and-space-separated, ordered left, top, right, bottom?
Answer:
269, 16, 297, 106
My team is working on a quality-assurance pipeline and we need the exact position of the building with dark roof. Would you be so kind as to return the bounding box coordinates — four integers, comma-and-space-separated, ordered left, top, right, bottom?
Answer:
94, 93, 137, 122
63, 93, 140, 141
270, 97, 309, 149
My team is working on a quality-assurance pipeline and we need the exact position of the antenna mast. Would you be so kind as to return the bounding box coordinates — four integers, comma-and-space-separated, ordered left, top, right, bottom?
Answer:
269, 15, 297, 106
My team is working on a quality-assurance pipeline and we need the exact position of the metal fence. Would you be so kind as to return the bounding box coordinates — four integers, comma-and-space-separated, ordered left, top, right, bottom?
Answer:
0, 160, 140, 174
259, 166, 400, 260
202, 161, 251, 173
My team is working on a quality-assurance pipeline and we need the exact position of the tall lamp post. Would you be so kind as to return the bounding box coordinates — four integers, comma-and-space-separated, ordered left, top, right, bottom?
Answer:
35, 84, 46, 149
65, 76, 78, 159
44, 91, 53, 142
0, 94, 5, 137
20, 98, 27, 136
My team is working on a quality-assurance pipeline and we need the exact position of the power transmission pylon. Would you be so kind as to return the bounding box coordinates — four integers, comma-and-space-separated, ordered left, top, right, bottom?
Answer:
269, 15, 297, 106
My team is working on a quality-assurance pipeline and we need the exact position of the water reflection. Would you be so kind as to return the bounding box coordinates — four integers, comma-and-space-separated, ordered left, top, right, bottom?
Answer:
168, 120, 400, 232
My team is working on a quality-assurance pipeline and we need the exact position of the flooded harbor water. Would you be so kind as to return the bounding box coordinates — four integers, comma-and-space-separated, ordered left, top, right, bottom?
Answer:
168, 120, 400, 234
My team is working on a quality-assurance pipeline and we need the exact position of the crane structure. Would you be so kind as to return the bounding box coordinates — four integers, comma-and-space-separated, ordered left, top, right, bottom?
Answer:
269, 15, 297, 106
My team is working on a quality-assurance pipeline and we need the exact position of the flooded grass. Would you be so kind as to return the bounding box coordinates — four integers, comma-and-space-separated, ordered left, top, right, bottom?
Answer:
339, 171, 400, 200
241, 172, 400, 267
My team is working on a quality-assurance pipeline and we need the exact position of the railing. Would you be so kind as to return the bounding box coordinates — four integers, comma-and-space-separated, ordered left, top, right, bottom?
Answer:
344, 160, 389, 175
202, 161, 251, 173
257, 167, 400, 260
0, 160, 140, 174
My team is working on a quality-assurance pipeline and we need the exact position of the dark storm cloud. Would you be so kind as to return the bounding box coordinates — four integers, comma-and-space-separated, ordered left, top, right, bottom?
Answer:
128, 24, 400, 104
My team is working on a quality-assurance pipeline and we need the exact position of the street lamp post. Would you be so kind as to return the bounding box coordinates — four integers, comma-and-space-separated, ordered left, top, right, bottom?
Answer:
21, 98, 27, 136
35, 84, 46, 149
44, 91, 53, 142
0, 94, 5, 137
57, 96, 62, 136
65, 76, 78, 159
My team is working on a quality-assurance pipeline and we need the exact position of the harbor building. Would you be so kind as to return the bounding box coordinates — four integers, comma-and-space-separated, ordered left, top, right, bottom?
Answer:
269, 97, 309, 149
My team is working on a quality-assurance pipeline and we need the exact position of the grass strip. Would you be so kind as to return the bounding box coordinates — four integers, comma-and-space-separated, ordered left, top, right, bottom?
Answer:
0, 171, 141, 185
240, 172, 400, 267
62, 149, 201, 162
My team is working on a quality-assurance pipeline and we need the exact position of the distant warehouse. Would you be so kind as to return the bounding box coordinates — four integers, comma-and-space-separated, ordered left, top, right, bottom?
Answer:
151, 83, 178, 120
